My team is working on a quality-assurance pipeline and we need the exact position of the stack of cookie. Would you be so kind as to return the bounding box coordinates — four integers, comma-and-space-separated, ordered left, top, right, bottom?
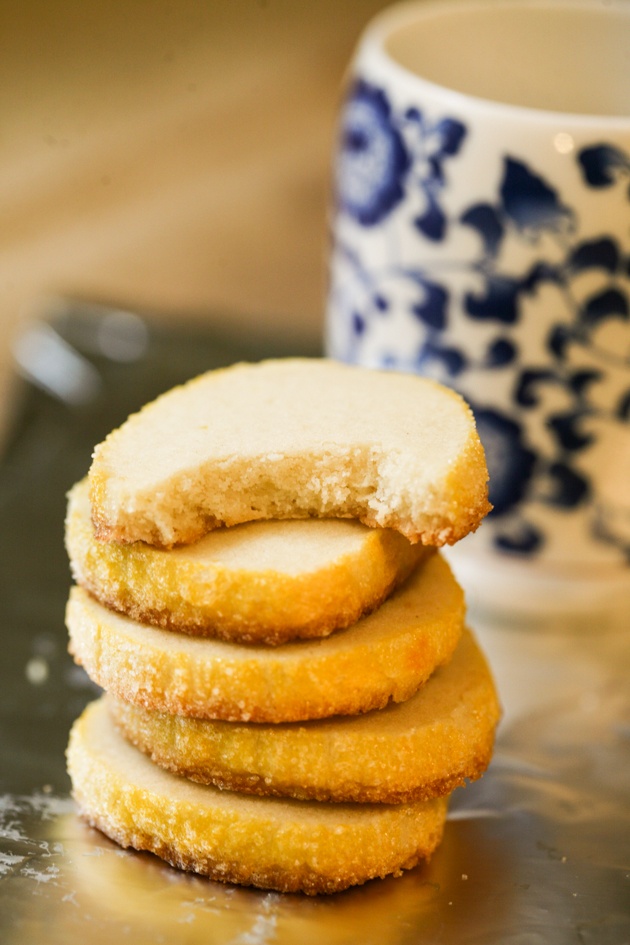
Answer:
65, 358, 500, 895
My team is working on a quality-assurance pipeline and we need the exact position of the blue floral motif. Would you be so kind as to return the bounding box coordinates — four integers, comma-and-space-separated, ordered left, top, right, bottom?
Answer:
499, 158, 575, 237
417, 339, 467, 377
461, 157, 575, 263
485, 338, 517, 368
577, 144, 630, 190
330, 87, 630, 561
336, 81, 410, 225
495, 521, 543, 555
410, 276, 448, 330
399, 108, 466, 241
464, 275, 524, 324
336, 80, 466, 233
473, 408, 537, 517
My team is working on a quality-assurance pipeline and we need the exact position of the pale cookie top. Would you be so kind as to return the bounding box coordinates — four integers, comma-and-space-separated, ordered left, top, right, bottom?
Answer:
88, 358, 490, 547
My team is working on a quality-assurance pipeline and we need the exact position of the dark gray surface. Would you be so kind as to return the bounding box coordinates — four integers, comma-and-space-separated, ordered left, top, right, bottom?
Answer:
0, 303, 628, 944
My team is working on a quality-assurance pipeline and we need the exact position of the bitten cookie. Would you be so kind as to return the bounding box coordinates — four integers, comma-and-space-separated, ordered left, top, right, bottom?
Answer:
66, 477, 427, 644
67, 699, 449, 895
88, 359, 490, 548
108, 626, 500, 803
66, 552, 464, 722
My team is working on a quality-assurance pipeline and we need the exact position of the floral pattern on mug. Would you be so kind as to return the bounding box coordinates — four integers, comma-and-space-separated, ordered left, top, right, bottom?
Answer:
329, 81, 630, 562
336, 80, 410, 226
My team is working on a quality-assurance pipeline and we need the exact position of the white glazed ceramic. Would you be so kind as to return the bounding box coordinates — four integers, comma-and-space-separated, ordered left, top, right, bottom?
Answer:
326, 0, 630, 616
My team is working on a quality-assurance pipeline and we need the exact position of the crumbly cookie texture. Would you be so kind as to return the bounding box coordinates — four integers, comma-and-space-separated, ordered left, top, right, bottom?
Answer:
66, 552, 464, 723
68, 699, 449, 895
88, 359, 490, 548
66, 478, 427, 644
108, 626, 500, 804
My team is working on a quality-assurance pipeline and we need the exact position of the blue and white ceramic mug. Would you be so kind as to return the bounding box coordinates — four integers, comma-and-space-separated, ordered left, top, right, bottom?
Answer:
327, 0, 630, 616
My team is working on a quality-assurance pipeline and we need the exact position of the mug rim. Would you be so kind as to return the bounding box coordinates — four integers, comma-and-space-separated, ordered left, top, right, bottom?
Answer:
358, 0, 630, 129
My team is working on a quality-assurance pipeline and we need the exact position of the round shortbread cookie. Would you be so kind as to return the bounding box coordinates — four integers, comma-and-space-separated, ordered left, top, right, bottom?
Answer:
67, 699, 449, 895
66, 478, 427, 644
66, 552, 464, 722
108, 626, 500, 803
88, 358, 490, 548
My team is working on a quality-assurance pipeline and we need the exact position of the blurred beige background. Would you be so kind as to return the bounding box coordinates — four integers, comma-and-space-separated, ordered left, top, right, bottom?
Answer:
0, 0, 390, 421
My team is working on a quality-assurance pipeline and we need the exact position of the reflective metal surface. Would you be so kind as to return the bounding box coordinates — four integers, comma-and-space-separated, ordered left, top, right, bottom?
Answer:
1, 302, 628, 944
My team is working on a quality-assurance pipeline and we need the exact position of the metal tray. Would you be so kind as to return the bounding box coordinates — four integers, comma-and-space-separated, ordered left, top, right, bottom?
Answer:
1, 302, 628, 945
